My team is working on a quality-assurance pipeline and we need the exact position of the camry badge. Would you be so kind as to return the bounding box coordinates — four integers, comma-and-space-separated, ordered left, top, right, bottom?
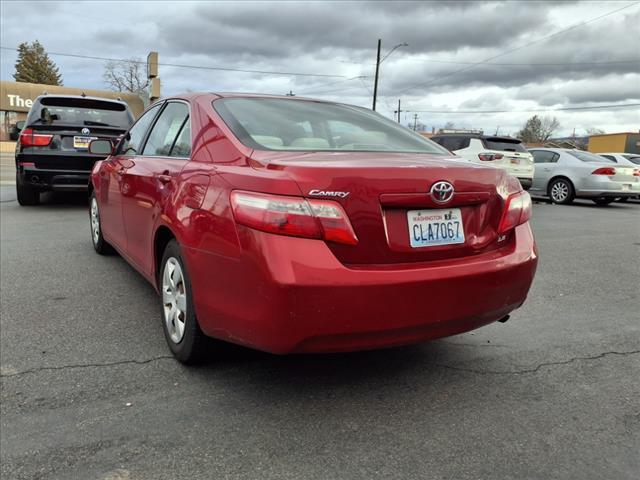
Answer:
81, 127, 90, 135
308, 189, 350, 198
430, 181, 454, 203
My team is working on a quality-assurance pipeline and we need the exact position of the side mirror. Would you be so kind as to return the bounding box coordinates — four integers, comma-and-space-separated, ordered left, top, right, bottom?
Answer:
89, 139, 114, 155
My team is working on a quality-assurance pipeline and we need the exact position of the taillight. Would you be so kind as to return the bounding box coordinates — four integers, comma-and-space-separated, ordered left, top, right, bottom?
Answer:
230, 191, 358, 245
19, 128, 53, 147
478, 152, 503, 161
498, 191, 532, 234
591, 167, 616, 175
633, 169, 640, 177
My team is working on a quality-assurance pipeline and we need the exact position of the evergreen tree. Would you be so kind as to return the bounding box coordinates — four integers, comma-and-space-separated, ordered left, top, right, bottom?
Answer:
13, 40, 63, 85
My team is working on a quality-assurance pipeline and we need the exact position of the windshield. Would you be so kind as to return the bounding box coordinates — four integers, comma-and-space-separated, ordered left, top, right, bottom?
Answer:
568, 150, 615, 163
213, 98, 449, 154
623, 154, 640, 165
29, 97, 133, 129
482, 137, 526, 152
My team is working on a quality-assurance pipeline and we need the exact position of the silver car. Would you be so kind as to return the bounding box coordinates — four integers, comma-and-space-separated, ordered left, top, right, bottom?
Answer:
528, 148, 640, 205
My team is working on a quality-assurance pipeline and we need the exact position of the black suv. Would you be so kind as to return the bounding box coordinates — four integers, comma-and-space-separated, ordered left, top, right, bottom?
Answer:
15, 94, 134, 205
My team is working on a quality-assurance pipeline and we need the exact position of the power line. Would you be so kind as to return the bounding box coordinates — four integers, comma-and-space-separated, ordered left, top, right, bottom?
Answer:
397, 2, 640, 94
405, 103, 640, 114
406, 58, 640, 66
297, 76, 369, 94
0, 46, 345, 78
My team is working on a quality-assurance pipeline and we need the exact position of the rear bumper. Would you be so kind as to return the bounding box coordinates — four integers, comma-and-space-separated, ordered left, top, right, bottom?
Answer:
576, 176, 640, 197
17, 166, 90, 191
185, 223, 538, 354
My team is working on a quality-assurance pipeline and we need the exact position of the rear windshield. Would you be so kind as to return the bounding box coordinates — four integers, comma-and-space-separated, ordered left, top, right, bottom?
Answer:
29, 97, 133, 129
213, 98, 449, 155
623, 154, 640, 165
568, 150, 615, 163
482, 137, 526, 152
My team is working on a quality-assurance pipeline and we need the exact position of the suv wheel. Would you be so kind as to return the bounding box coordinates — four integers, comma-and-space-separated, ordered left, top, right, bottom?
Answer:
160, 240, 208, 364
548, 178, 574, 205
16, 174, 39, 206
89, 192, 113, 254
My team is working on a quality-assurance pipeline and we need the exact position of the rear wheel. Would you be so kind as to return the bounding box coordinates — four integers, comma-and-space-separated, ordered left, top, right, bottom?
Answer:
16, 174, 39, 206
160, 240, 208, 364
548, 178, 574, 205
89, 191, 113, 254
592, 197, 616, 206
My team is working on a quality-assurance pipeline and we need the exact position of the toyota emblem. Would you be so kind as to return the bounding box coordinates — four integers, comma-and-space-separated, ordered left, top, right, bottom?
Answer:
81, 127, 90, 135
430, 181, 454, 203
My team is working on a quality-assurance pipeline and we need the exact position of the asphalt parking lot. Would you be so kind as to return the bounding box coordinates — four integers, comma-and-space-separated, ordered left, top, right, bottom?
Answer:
1, 186, 639, 480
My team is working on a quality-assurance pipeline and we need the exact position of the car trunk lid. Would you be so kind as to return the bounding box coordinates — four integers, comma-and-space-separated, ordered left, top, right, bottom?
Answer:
252, 151, 512, 265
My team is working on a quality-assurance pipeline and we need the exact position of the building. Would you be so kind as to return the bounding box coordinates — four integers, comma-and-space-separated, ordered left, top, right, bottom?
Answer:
1, 80, 145, 151
587, 132, 640, 154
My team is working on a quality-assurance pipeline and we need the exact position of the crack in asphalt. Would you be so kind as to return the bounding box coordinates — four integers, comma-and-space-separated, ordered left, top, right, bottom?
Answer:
1, 350, 639, 379
434, 350, 640, 375
0, 355, 174, 379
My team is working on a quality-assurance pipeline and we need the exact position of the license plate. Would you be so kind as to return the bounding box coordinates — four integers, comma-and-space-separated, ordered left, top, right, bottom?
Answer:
407, 208, 465, 248
510, 158, 520, 165
622, 184, 631, 191
73, 136, 97, 149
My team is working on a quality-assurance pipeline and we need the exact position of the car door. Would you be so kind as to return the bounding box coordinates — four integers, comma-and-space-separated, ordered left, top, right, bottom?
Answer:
99, 103, 162, 250
120, 101, 191, 274
530, 150, 559, 192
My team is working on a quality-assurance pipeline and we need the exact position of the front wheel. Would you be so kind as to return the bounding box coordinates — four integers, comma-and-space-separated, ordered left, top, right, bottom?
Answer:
548, 178, 575, 205
16, 175, 39, 206
160, 240, 208, 364
592, 197, 616, 206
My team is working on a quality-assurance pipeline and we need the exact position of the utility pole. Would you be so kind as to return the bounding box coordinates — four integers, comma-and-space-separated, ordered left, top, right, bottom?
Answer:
372, 39, 381, 111
394, 99, 402, 123
413, 114, 419, 131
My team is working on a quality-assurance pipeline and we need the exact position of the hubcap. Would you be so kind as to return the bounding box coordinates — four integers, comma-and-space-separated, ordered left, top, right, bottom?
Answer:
162, 257, 187, 344
90, 197, 100, 245
551, 182, 568, 202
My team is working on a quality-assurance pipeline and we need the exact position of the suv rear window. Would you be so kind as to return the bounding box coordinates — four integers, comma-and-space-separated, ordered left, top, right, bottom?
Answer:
482, 137, 526, 152
431, 136, 470, 151
29, 97, 133, 129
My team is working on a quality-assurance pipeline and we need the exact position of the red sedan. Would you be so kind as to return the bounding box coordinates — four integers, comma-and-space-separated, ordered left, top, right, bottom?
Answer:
88, 93, 538, 363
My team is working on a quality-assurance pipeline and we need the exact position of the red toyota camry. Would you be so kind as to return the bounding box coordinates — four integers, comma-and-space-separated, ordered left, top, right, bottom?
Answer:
88, 93, 537, 363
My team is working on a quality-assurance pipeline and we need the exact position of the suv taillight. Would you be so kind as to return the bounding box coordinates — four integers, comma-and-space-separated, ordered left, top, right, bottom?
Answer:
19, 128, 53, 147
478, 152, 503, 161
498, 191, 532, 234
230, 191, 358, 245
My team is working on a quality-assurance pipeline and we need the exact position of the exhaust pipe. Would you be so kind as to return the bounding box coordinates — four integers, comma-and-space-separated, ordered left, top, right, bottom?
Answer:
30, 176, 40, 185
498, 314, 510, 323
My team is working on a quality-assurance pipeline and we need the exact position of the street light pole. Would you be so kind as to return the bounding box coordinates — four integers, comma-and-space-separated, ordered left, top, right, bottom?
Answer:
372, 39, 381, 111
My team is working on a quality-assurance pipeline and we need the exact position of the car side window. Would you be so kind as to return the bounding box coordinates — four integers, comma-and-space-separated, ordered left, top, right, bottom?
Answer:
600, 155, 616, 162
142, 102, 190, 157
119, 103, 162, 156
171, 118, 191, 157
531, 150, 558, 163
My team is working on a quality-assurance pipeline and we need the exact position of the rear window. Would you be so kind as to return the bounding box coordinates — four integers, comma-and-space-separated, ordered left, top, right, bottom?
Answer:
213, 97, 449, 155
568, 150, 615, 163
29, 97, 133, 129
431, 136, 470, 151
482, 137, 526, 152
623, 154, 640, 165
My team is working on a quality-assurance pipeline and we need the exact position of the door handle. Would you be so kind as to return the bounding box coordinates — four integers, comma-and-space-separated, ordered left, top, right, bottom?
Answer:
158, 172, 172, 184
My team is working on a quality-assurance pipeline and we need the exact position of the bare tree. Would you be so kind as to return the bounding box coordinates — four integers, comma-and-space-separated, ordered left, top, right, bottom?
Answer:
103, 58, 149, 93
585, 127, 605, 135
517, 115, 560, 143
443, 121, 455, 129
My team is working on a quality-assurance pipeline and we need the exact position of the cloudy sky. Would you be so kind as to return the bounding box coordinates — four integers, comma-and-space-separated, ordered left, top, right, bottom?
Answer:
1, 0, 639, 136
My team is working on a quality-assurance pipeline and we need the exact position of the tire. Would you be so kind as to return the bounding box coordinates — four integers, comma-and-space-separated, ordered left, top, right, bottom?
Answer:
16, 174, 40, 206
617, 197, 628, 203
89, 191, 114, 254
592, 197, 616, 206
548, 178, 575, 205
160, 239, 208, 364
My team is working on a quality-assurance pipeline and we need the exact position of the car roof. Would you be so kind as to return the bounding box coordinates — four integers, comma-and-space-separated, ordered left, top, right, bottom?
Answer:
431, 133, 521, 142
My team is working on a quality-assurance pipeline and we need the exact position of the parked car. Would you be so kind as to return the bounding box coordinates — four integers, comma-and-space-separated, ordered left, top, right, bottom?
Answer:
597, 152, 640, 166
89, 93, 538, 363
528, 148, 640, 205
15, 94, 134, 205
430, 133, 534, 190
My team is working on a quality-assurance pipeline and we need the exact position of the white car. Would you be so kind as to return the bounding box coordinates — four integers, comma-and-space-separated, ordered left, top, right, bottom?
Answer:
528, 148, 640, 205
597, 152, 640, 166
430, 134, 534, 190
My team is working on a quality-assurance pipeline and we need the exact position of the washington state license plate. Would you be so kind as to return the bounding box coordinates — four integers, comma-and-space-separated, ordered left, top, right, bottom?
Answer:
407, 208, 465, 248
